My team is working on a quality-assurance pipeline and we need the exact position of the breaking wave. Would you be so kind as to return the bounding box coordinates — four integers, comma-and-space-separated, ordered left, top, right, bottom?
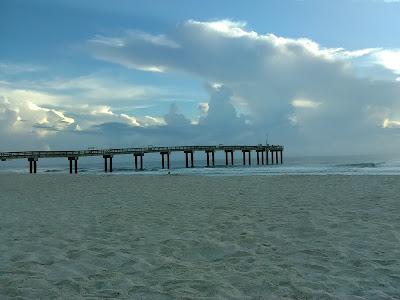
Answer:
335, 162, 384, 168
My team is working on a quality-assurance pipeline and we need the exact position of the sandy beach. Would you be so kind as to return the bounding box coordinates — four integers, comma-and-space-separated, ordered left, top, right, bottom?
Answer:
0, 174, 399, 299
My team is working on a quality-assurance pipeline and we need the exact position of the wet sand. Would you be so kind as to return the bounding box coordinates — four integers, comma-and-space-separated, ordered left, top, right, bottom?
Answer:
0, 174, 399, 299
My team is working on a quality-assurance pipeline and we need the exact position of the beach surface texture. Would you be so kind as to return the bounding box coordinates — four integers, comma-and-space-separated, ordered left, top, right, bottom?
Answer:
0, 174, 399, 299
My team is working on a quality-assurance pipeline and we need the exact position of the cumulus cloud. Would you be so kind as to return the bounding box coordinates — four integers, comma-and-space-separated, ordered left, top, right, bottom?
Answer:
86, 19, 400, 154
2, 19, 400, 154
0, 95, 78, 150
374, 50, 400, 75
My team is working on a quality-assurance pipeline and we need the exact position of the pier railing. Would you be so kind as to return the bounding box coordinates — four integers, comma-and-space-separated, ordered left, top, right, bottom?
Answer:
0, 145, 283, 160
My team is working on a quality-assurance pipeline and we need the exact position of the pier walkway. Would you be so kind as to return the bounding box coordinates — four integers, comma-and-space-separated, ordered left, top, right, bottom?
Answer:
0, 144, 284, 173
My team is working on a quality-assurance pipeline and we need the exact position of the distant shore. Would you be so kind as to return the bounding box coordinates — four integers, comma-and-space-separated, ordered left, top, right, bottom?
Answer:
1, 174, 399, 298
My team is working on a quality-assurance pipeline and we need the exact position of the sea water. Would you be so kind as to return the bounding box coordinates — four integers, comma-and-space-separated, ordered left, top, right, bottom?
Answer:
1, 152, 400, 176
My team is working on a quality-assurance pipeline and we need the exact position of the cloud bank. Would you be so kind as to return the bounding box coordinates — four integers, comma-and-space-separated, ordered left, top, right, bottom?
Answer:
86, 20, 400, 154
1, 20, 400, 154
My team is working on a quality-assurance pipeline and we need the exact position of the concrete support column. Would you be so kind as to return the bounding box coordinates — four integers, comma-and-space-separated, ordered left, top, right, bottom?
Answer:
28, 157, 38, 174
103, 155, 113, 172
225, 151, 228, 166
257, 151, 260, 165
242, 150, 251, 165
231, 151, 234, 165
271, 151, 274, 165
275, 151, 278, 165
261, 151, 264, 165
68, 157, 78, 174
134, 153, 144, 170
205, 151, 215, 167
249, 151, 251, 166
280, 150, 283, 164
160, 152, 170, 169
184, 151, 194, 168
266, 150, 269, 165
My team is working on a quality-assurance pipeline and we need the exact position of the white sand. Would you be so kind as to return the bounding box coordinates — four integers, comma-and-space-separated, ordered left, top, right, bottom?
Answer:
0, 174, 399, 299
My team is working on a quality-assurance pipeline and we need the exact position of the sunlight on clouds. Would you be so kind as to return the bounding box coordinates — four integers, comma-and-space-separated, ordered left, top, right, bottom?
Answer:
188, 20, 255, 38
120, 113, 140, 126
91, 105, 114, 116
0, 96, 75, 138
341, 48, 382, 58
374, 50, 400, 74
292, 99, 321, 109
1, 87, 66, 106
383, 118, 400, 128
141, 116, 166, 126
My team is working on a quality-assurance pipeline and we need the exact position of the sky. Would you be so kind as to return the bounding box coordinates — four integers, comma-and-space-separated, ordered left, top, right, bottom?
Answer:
1, 0, 400, 155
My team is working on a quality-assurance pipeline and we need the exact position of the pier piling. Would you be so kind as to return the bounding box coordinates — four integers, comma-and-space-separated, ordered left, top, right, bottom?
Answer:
184, 151, 194, 168
68, 157, 78, 174
160, 151, 170, 169
134, 153, 144, 170
224, 150, 234, 166
28, 157, 38, 174
103, 155, 113, 172
242, 150, 251, 165
205, 150, 215, 167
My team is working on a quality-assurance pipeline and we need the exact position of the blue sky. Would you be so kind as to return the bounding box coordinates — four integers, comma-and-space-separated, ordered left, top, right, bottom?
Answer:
1, 0, 400, 154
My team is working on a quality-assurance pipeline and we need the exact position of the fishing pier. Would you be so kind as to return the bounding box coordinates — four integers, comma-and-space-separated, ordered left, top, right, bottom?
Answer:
0, 144, 284, 173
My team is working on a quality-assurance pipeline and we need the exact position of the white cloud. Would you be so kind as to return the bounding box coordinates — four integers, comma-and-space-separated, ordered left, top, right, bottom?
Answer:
373, 50, 400, 75
340, 48, 382, 58
91, 105, 114, 116
43, 75, 160, 101
291, 99, 321, 109
383, 118, 400, 128
0, 96, 76, 138
198, 102, 209, 114
120, 113, 140, 126
86, 19, 400, 154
